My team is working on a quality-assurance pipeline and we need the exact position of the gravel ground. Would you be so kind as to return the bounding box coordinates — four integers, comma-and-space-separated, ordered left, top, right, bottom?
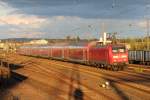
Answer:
0, 54, 149, 100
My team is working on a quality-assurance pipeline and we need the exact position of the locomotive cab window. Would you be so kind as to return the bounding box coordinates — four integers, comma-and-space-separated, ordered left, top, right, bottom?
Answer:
112, 46, 126, 53
95, 42, 104, 48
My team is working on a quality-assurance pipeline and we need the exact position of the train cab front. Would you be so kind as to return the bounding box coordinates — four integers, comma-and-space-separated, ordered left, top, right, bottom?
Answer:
110, 45, 128, 70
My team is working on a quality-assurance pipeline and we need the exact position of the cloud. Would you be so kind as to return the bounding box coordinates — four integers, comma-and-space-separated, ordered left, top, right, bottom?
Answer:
3, 0, 150, 19
0, 1, 47, 28
2, 29, 45, 38
137, 20, 147, 28
0, 14, 46, 27
0, 1, 17, 16
0, 15, 147, 39
0, 0, 148, 39
41, 16, 148, 38
19, 32, 45, 38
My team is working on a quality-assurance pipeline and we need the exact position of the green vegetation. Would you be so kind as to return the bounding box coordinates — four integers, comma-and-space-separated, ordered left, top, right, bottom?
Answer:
119, 37, 150, 50
134, 67, 144, 73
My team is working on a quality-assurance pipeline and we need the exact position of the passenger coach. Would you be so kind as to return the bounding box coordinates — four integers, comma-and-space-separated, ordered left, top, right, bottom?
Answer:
17, 41, 128, 71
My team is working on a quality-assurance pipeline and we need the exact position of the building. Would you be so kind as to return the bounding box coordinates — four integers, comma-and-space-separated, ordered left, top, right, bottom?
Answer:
28, 39, 48, 45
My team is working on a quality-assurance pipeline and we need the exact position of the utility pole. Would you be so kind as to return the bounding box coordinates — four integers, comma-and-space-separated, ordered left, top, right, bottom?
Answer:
102, 22, 105, 34
146, 1, 150, 50
146, 18, 149, 50
101, 22, 106, 41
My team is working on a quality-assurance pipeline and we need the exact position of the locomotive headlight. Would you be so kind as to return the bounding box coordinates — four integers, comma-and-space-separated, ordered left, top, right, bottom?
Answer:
123, 59, 126, 61
113, 56, 118, 58
121, 55, 127, 58
113, 59, 117, 62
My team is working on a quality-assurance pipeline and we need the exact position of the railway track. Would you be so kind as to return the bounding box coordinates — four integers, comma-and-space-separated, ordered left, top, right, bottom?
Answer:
2, 54, 150, 100
4, 56, 119, 99
129, 64, 150, 68
5, 53, 150, 72
128, 64, 150, 72
18, 57, 150, 99
14, 66, 99, 99
42, 60, 150, 92
15, 61, 114, 100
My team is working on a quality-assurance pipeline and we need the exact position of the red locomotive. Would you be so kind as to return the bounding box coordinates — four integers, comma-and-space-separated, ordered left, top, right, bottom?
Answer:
18, 41, 128, 71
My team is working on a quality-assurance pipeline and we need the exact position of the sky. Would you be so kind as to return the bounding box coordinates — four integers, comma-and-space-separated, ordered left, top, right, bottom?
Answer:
0, 0, 150, 39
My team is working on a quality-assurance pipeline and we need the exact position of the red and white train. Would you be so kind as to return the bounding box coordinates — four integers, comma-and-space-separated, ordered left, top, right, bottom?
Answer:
17, 41, 128, 71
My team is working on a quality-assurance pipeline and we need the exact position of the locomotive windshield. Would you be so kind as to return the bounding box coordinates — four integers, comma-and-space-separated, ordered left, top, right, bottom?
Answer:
112, 46, 126, 53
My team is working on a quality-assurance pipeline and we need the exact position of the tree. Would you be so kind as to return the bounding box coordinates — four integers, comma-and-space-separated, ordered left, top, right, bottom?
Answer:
66, 36, 71, 41
76, 36, 80, 41
107, 32, 118, 44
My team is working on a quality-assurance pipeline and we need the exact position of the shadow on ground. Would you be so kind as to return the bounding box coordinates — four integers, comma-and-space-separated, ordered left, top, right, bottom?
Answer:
9, 64, 24, 70
73, 88, 84, 100
0, 60, 24, 70
68, 64, 84, 100
0, 72, 28, 100
101, 72, 150, 100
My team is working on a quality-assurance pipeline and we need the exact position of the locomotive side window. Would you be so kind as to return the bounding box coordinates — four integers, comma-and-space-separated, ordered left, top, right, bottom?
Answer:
112, 46, 126, 53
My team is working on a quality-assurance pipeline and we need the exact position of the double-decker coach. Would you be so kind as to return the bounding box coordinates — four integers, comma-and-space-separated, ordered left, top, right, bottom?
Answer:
18, 41, 128, 71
